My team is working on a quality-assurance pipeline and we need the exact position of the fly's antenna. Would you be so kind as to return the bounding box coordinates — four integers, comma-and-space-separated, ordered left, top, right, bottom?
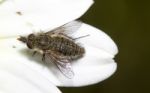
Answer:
17, 36, 27, 43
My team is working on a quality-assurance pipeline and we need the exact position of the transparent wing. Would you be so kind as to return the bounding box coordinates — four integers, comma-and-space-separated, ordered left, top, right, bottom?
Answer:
45, 51, 74, 79
46, 20, 83, 35
55, 59, 74, 79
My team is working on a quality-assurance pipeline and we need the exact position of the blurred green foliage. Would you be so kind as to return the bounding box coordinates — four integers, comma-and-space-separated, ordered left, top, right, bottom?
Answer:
60, 0, 150, 93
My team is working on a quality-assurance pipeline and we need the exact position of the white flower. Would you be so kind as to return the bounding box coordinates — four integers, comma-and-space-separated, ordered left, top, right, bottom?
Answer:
0, 0, 118, 93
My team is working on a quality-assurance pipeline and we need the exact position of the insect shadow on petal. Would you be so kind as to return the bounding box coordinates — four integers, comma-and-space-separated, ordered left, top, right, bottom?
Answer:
18, 20, 89, 79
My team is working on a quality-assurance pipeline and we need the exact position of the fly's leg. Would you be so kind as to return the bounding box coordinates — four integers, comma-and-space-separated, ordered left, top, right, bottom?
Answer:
42, 53, 46, 62
32, 51, 37, 56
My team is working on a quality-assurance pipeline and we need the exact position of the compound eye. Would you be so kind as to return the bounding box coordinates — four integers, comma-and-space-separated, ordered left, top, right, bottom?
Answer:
27, 34, 35, 49
28, 34, 35, 40
27, 42, 32, 49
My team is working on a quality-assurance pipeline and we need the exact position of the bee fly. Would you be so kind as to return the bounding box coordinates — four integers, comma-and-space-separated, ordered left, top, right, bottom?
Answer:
18, 20, 89, 79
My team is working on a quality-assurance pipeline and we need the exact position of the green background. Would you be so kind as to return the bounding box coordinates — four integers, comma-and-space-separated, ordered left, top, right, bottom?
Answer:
60, 0, 150, 93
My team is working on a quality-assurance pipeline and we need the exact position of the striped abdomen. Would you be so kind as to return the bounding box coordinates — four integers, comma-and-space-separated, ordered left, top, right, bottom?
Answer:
49, 36, 85, 58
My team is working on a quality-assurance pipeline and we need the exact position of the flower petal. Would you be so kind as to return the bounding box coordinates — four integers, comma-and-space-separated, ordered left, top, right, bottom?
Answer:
0, 47, 61, 93
0, 71, 61, 93
0, 0, 93, 38
73, 23, 118, 56
57, 46, 117, 87
0, 23, 117, 87
0, 13, 32, 39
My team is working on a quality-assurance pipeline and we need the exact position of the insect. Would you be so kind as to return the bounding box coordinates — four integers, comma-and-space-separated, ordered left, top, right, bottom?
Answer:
18, 20, 88, 79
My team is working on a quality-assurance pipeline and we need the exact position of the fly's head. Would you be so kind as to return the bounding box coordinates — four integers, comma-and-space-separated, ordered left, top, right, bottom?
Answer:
18, 34, 36, 49
26, 34, 37, 49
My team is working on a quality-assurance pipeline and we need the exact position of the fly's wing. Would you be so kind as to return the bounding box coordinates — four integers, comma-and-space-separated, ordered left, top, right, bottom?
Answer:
55, 59, 74, 79
46, 20, 83, 36
45, 51, 74, 79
